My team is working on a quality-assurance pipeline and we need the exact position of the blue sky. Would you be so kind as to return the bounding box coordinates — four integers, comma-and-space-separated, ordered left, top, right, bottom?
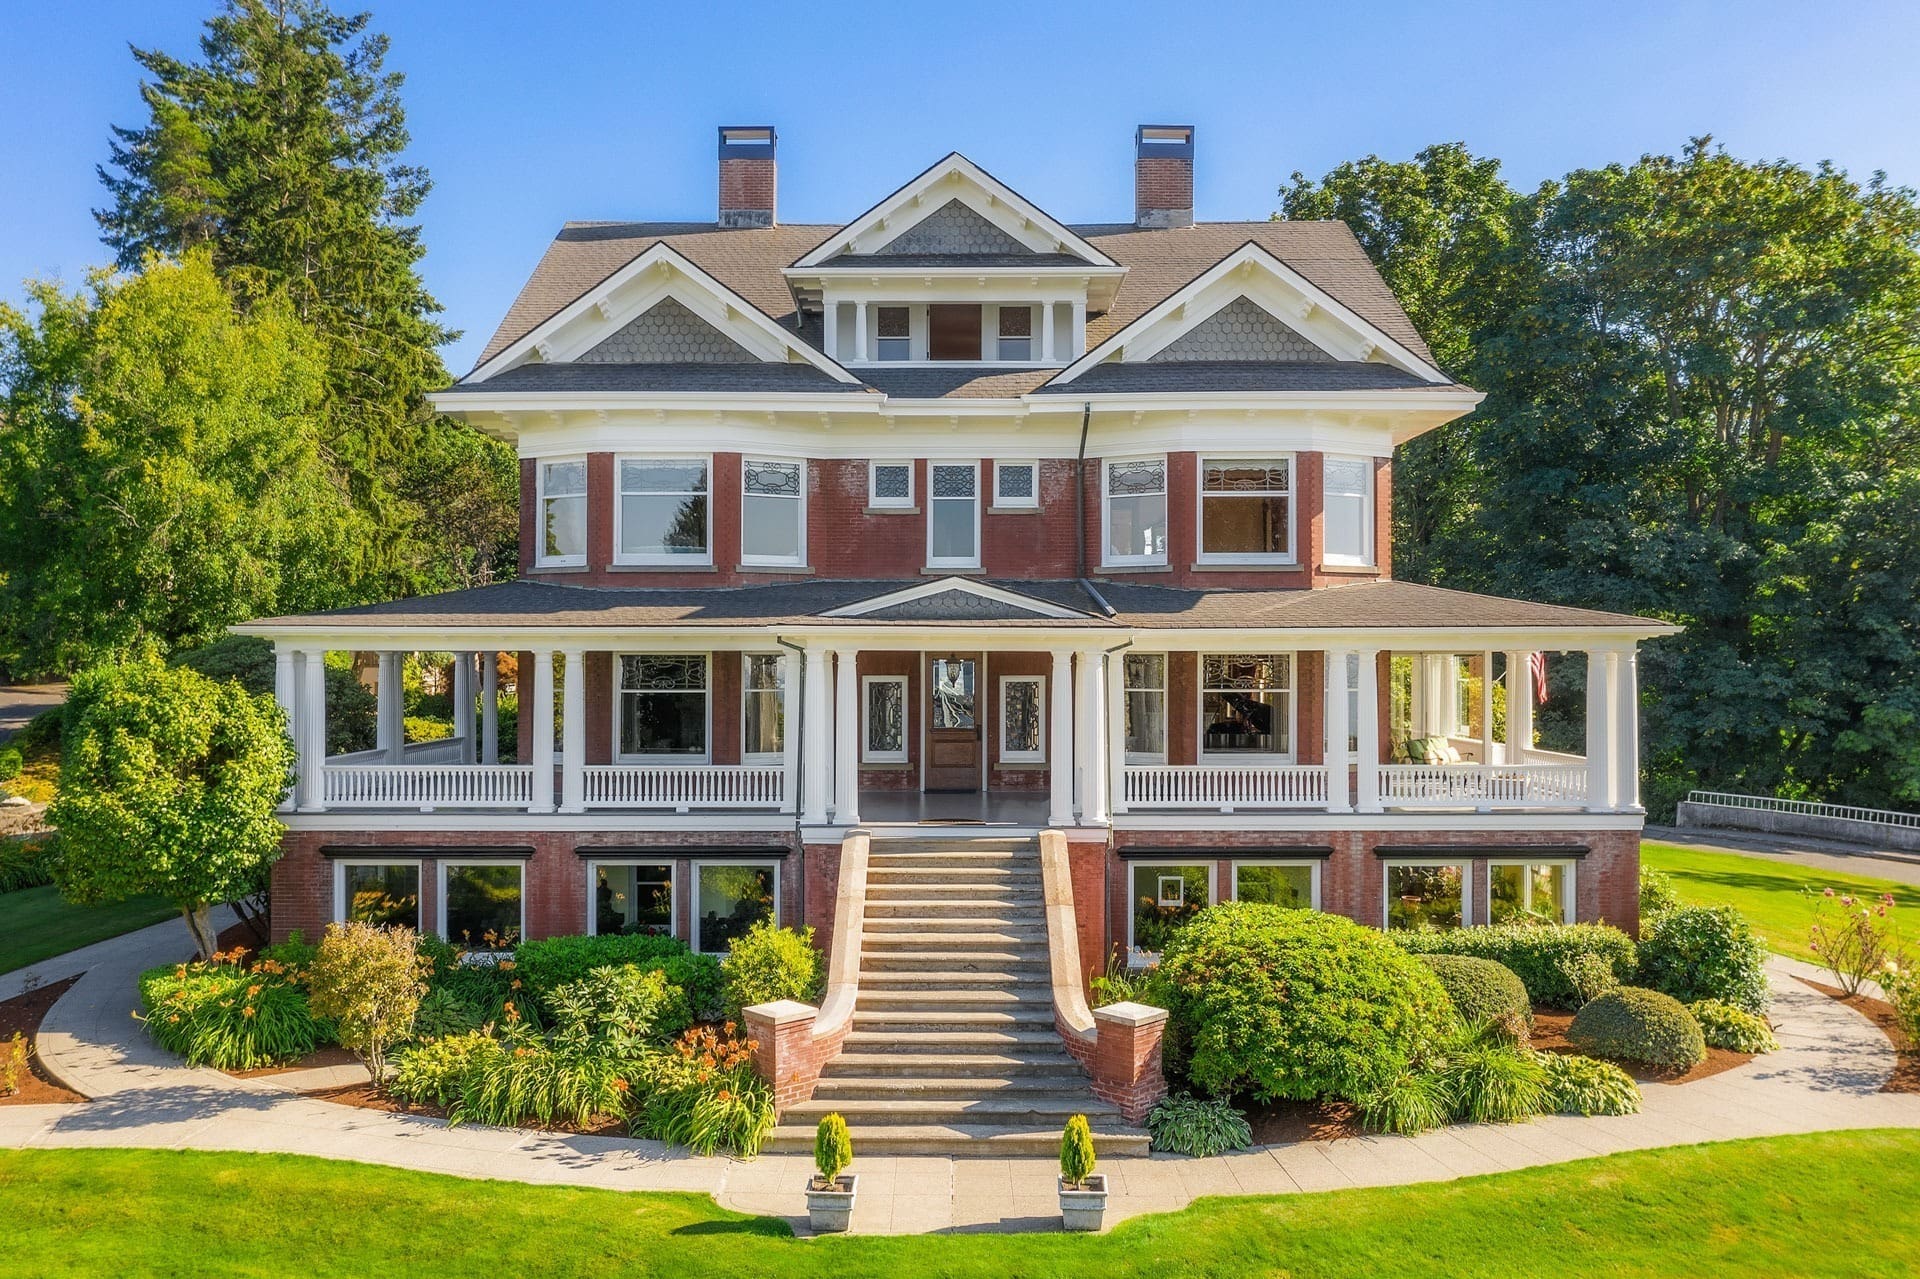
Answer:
4, 0, 1918, 372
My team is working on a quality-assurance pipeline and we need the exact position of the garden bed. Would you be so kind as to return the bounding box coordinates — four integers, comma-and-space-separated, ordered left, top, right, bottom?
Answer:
1242, 1097, 1363, 1145
1798, 978, 1920, 1094
226, 1045, 361, 1079
307, 1081, 630, 1136
1530, 1008, 1754, 1084
0, 974, 86, 1105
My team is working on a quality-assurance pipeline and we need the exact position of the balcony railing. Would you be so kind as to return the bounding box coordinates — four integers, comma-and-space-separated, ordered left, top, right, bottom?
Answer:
582, 764, 786, 811
321, 763, 533, 809
1122, 764, 1329, 810
1376, 763, 1588, 810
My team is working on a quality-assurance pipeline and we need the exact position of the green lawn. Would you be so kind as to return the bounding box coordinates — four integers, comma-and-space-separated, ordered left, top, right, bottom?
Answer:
0, 884, 178, 974
1641, 840, 1920, 963
5, 1132, 1920, 1276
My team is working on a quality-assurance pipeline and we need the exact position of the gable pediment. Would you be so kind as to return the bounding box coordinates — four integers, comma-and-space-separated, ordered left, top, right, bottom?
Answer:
1146, 296, 1334, 363
864, 198, 1033, 258
578, 296, 758, 364
822, 577, 1092, 622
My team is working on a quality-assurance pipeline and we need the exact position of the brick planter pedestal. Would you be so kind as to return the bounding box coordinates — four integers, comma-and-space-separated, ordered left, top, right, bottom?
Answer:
744, 998, 845, 1113
1088, 1001, 1169, 1123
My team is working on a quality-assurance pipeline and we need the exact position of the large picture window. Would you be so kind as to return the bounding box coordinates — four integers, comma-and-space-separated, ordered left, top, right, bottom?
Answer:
862, 675, 908, 763
741, 654, 785, 760
695, 861, 777, 954
616, 457, 708, 563
618, 655, 709, 759
1104, 458, 1168, 566
1323, 455, 1375, 566
592, 862, 674, 936
1128, 862, 1213, 965
999, 675, 1045, 763
1199, 458, 1292, 562
1201, 654, 1291, 756
442, 863, 524, 946
336, 862, 420, 929
1384, 861, 1467, 931
741, 459, 805, 565
1490, 860, 1574, 926
927, 463, 980, 568
538, 458, 587, 566
1124, 653, 1167, 761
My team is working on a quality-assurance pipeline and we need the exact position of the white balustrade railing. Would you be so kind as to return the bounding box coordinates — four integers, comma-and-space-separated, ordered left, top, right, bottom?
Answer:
582, 765, 785, 811
321, 764, 532, 808
1123, 764, 1329, 810
1377, 763, 1589, 809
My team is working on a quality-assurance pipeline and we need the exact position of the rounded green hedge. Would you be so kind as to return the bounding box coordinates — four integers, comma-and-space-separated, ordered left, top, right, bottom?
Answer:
1417, 954, 1532, 1038
1637, 905, 1771, 1015
1688, 999, 1778, 1053
1567, 986, 1706, 1068
1159, 902, 1454, 1103
1389, 923, 1637, 1008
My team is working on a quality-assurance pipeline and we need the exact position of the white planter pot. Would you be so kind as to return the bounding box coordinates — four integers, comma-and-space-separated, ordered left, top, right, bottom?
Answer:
1058, 1173, 1108, 1232
806, 1173, 858, 1233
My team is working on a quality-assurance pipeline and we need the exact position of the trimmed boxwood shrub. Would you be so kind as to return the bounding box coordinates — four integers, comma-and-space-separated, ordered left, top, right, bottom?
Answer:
1159, 902, 1454, 1103
1417, 954, 1532, 1039
1567, 986, 1706, 1068
1636, 905, 1771, 1015
512, 933, 724, 1022
1389, 923, 1638, 1008
1689, 999, 1779, 1053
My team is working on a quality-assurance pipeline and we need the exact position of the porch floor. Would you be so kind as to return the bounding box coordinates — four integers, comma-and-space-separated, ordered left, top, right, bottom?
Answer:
856, 789, 1050, 827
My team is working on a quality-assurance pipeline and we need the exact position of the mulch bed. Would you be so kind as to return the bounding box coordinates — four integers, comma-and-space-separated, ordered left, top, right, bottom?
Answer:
0, 975, 86, 1105
1244, 1096, 1363, 1145
1529, 1007, 1754, 1083
307, 1082, 631, 1137
226, 1045, 361, 1080
1799, 977, 1920, 1095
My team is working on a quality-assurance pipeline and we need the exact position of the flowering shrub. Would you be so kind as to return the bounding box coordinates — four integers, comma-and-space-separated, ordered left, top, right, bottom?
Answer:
1807, 888, 1901, 996
631, 1024, 775, 1157
1389, 924, 1637, 1008
2, 1032, 26, 1096
1881, 960, 1920, 1043
305, 922, 429, 1081
1636, 906, 1770, 1014
448, 1024, 628, 1130
137, 948, 328, 1069
721, 922, 824, 1024
1688, 999, 1779, 1053
1539, 1053, 1640, 1115
1568, 986, 1706, 1068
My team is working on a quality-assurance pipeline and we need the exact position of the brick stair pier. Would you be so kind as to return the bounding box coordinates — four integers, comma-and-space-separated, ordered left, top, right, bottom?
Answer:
763, 837, 1150, 1157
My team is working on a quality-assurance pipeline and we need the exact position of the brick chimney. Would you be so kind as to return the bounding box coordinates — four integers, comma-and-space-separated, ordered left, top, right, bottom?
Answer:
1135, 125, 1194, 229
718, 126, 777, 228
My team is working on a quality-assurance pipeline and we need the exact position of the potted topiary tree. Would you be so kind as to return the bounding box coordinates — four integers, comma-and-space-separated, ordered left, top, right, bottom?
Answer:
806, 1112, 857, 1232
1057, 1113, 1107, 1231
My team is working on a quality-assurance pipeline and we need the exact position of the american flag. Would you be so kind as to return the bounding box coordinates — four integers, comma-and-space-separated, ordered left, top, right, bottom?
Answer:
1529, 652, 1549, 704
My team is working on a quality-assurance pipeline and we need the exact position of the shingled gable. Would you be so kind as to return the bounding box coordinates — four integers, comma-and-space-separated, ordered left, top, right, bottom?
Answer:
821, 577, 1094, 622
460, 241, 859, 386
1046, 240, 1450, 388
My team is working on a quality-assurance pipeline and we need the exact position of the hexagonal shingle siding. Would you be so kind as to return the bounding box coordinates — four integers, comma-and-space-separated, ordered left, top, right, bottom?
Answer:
578, 296, 756, 363
1147, 295, 1333, 362
875, 199, 1031, 256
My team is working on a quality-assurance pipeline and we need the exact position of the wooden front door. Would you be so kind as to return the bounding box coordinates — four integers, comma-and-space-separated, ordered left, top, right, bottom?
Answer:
924, 654, 982, 792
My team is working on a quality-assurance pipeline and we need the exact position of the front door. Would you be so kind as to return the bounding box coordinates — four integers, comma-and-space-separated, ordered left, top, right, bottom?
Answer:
925, 654, 982, 792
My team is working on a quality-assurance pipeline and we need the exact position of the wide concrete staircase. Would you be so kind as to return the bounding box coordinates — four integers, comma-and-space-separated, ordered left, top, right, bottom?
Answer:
765, 836, 1148, 1156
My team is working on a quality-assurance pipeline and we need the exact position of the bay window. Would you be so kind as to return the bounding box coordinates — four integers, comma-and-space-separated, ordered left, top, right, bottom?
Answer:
538, 458, 587, 566
1201, 653, 1291, 756
927, 462, 980, 568
741, 654, 785, 760
1199, 457, 1292, 562
616, 457, 708, 563
741, 459, 805, 565
1104, 458, 1167, 566
618, 654, 708, 759
1123, 653, 1167, 761
1323, 455, 1375, 566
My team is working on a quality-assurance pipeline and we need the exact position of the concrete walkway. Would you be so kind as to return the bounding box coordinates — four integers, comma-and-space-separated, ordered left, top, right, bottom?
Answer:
1647, 825, 1920, 886
0, 908, 232, 1004
5, 921, 1919, 1236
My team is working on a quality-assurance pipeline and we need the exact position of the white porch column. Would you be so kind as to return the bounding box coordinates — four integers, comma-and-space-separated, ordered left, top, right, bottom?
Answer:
778, 652, 799, 814
800, 643, 832, 825
1107, 648, 1129, 815
1324, 649, 1352, 813
1506, 650, 1534, 764
1478, 650, 1495, 766
297, 651, 327, 812
833, 649, 860, 825
822, 298, 838, 360
1070, 299, 1087, 358
1048, 650, 1075, 827
480, 652, 500, 765
1042, 302, 1056, 363
1355, 649, 1382, 813
529, 650, 555, 813
273, 646, 296, 812
1615, 647, 1642, 811
854, 301, 869, 362
452, 652, 475, 765
377, 651, 403, 763
1074, 650, 1110, 825
1585, 651, 1616, 813
559, 649, 586, 814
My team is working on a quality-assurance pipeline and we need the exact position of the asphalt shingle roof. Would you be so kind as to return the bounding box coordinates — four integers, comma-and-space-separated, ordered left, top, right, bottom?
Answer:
1036, 361, 1456, 395
435, 362, 869, 395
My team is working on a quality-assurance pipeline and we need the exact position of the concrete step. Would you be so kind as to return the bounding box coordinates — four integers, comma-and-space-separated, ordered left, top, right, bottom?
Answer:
862, 917, 1043, 937
826, 1051, 1080, 1076
865, 880, 1040, 899
855, 987, 1039, 1010
811, 1074, 1090, 1099
856, 949, 1047, 972
860, 927, 1037, 947
763, 1122, 1149, 1157
841, 1028, 1064, 1052
851, 1009, 1056, 1033
857, 970, 1048, 991
867, 852, 1035, 868
866, 864, 1040, 880
782, 1095, 1126, 1126
863, 899, 1043, 918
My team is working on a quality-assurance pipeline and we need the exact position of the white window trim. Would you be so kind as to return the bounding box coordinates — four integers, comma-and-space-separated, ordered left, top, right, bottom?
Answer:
1487, 858, 1577, 925
740, 457, 807, 567
437, 859, 527, 945
992, 460, 1040, 510
1230, 859, 1323, 911
1195, 454, 1297, 565
1101, 454, 1169, 568
535, 455, 588, 568
1381, 858, 1473, 931
740, 652, 786, 765
612, 453, 713, 567
861, 674, 909, 764
873, 305, 912, 363
998, 674, 1046, 763
1197, 651, 1297, 763
1322, 453, 1377, 568
925, 460, 982, 570
332, 858, 423, 929
1123, 652, 1169, 765
586, 859, 678, 938
1126, 860, 1216, 967
690, 859, 781, 955
614, 652, 712, 764
868, 460, 915, 509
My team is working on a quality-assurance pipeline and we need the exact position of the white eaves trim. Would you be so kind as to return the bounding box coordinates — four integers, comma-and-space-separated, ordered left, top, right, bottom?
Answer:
463, 242, 860, 386
820, 576, 1091, 621
791, 153, 1118, 269
1047, 241, 1451, 387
